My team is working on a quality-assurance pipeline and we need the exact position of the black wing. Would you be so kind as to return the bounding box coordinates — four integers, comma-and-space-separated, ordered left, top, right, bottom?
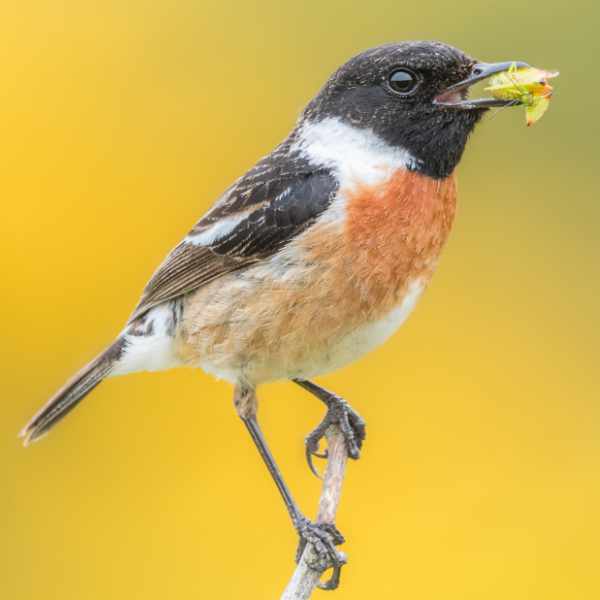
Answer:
128, 151, 338, 322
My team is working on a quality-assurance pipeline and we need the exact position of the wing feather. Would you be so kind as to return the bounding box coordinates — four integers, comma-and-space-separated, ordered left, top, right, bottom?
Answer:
128, 161, 337, 322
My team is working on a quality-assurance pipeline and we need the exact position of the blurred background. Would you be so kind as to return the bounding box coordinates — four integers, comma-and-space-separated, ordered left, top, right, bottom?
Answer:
2, 1, 599, 598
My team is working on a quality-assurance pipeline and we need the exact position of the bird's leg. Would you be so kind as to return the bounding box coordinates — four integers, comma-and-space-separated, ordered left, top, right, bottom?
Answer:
234, 385, 346, 589
293, 379, 366, 478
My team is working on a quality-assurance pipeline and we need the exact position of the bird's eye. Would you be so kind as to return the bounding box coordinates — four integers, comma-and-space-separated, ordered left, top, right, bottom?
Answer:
388, 69, 419, 95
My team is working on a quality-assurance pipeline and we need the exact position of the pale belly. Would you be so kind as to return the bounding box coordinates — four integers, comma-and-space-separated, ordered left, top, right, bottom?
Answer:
176, 265, 425, 385
259, 277, 425, 381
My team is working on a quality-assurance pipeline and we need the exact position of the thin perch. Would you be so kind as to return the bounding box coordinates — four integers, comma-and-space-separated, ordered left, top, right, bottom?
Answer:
281, 426, 349, 599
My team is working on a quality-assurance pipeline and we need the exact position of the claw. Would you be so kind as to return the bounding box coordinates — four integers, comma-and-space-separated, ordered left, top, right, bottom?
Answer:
317, 560, 345, 591
295, 518, 346, 590
305, 438, 329, 478
305, 445, 323, 479
304, 396, 366, 478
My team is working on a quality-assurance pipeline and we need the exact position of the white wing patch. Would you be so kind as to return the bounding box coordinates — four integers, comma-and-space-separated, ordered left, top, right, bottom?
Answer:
185, 212, 249, 246
185, 188, 293, 248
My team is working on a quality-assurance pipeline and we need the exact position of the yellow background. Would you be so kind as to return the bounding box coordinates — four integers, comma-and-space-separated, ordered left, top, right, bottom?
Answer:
3, 1, 599, 598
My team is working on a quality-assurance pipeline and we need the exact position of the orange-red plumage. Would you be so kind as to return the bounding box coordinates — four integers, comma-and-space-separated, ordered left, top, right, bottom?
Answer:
346, 169, 457, 292
301, 169, 457, 320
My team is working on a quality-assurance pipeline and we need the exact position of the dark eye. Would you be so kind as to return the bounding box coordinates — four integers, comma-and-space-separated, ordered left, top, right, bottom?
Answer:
388, 69, 419, 95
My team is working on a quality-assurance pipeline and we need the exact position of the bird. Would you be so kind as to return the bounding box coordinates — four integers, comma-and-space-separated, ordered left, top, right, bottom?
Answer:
21, 41, 526, 589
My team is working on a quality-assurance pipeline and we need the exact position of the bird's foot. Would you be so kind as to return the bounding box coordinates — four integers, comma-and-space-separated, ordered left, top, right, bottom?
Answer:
305, 395, 366, 478
295, 516, 346, 590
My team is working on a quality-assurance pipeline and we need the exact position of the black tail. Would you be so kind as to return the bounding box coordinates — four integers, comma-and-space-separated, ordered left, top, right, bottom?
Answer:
20, 338, 126, 446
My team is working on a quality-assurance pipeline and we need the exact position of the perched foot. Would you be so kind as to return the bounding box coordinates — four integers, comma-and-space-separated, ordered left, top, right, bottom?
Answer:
304, 393, 366, 478
295, 516, 346, 590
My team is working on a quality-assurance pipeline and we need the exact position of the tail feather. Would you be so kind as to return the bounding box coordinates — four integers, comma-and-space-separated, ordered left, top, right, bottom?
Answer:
20, 338, 126, 446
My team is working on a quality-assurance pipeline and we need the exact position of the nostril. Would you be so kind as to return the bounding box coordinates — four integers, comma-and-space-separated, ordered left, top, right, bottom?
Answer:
472, 67, 483, 76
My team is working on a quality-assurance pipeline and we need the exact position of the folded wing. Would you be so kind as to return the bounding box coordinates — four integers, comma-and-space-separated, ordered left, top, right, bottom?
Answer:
129, 159, 338, 322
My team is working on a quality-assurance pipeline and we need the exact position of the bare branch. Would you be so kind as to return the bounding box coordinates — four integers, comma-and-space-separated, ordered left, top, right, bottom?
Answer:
281, 426, 348, 599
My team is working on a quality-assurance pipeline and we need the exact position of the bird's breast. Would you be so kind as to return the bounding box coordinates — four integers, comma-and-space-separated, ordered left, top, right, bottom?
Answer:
176, 168, 457, 383
299, 167, 457, 321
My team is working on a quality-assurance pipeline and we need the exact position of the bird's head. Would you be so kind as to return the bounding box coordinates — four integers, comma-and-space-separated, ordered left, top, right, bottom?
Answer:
302, 41, 527, 179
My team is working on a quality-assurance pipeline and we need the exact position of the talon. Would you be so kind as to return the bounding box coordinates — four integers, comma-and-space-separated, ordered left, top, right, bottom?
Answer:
317, 558, 346, 591
305, 434, 330, 478
305, 445, 323, 479
295, 517, 346, 589
304, 396, 366, 478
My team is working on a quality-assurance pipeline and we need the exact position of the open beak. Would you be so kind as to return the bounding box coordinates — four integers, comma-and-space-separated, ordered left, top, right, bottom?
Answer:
434, 61, 530, 108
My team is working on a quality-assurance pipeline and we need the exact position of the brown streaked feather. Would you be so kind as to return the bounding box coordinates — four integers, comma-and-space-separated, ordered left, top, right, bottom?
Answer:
128, 162, 338, 322
129, 244, 257, 322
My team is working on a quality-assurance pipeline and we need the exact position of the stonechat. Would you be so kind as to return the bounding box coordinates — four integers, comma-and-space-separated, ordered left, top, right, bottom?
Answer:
21, 41, 528, 588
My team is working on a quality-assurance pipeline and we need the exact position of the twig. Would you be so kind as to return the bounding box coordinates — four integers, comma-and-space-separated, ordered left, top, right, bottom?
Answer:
281, 426, 349, 599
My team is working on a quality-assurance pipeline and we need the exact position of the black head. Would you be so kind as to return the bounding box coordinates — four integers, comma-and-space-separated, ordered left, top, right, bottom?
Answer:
302, 41, 524, 179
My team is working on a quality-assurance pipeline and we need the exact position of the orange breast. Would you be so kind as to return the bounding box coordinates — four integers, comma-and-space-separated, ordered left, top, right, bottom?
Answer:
301, 168, 457, 322
347, 168, 456, 286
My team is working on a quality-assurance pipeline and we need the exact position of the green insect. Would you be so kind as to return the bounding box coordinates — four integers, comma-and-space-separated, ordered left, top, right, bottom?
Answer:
485, 62, 559, 126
